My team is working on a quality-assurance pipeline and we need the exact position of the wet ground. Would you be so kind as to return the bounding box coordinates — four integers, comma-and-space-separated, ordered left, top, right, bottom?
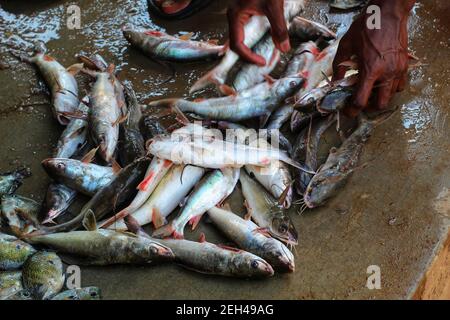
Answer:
0, 0, 449, 299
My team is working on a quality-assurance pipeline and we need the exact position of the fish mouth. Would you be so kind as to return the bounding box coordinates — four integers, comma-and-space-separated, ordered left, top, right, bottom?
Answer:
262, 263, 275, 277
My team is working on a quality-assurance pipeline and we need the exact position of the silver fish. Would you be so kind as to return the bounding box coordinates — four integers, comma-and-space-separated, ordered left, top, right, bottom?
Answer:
28, 230, 174, 266
148, 75, 304, 122
88, 65, 121, 162
232, 34, 280, 92
153, 168, 239, 239
265, 104, 294, 130
190, 0, 305, 93
123, 26, 224, 62
41, 158, 115, 196
240, 170, 298, 245
208, 206, 295, 272
18, 45, 81, 125
53, 96, 89, 159
283, 41, 318, 77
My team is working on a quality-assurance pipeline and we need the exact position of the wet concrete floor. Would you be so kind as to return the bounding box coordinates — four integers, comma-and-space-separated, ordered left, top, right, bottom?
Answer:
0, 0, 449, 299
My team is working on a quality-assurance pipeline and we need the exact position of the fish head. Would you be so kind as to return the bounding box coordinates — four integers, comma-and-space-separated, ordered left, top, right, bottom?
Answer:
41, 158, 72, 179
304, 170, 345, 208
263, 240, 295, 272
270, 212, 298, 246
235, 255, 274, 278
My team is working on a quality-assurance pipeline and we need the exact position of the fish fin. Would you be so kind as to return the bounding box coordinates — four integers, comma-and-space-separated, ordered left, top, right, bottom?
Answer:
219, 84, 237, 96
98, 208, 128, 229
151, 208, 165, 229
41, 217, 57, 225
112, 114, 128, 127
216, 244, 241, 252
106, 64, 115, 75
80, 68, 98, 78
173, 106, 190, 125
207, 39, 219, 45
219, 202, 232, 212
111, 159, 122, 175
253, 227, 271, 238
198, 232, 206, 243
124, 216, 151, 239
81, 147, 99, 163
263, 74, 276, 85
137, 172, 155, 191
153, 223, 183, 239
189, 69, 223, 94
178, 32, 194, 41
189, 214, 203, 231
278, 184, 293, 208
281, 154, 316, 174
259, 113, 271, 128
82, 209, 98, 231
243, 200, 252, 220
66, 63, 84, 76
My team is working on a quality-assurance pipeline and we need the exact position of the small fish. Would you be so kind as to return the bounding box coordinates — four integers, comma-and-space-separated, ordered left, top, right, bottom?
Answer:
22, 251, 65, 300
28, 230, 174, 266
41, 158, 115, 196
122, 26, 224, 62
39, 157, 151, 234
240, 170, 298, 245
330, 0, 366, 10
41, 183, 77, 225
295, 116, 336, 196
118, 81, 145, 166
15, 44, 81, 125
99, 157, 175, 229
208, 206, 295, 272
1, 195, 40, 237
147, 124, 312, 172
51, 287, 101, 300
0, 271, 23, 300
153, 168, 239, 239
125, 216, 274, 278
54, 96, 90, 159
148, 76, 304, 122
190, 0, 304, 93
86, 64, 121, 162
304, 111, 395, 208
0, 233, 36, 271
232, 34, 280, 92
0, 167, 31, 197
289, 16, 336, 41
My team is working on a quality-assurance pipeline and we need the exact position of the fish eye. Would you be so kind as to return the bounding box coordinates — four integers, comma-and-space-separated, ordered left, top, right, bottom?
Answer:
90, 292, 97, 297
251, 260, 259, 269
150, 246, 158, 255
278, 224, 288, 234
57, 163, 65, 170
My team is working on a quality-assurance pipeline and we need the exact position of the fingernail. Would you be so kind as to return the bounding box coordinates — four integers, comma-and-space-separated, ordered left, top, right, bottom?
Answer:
280, 39, 291, 53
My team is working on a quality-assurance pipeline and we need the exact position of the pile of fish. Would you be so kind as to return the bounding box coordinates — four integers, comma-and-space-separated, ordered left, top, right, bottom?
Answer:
1, 0, 393, 298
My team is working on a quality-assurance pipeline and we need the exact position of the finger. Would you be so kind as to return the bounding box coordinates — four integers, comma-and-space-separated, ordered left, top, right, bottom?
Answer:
227, 10, 266, 66
391, 79, 400, 96
263, 1, 290, 52
376, 80, 395, 110
353, 71, 377, 110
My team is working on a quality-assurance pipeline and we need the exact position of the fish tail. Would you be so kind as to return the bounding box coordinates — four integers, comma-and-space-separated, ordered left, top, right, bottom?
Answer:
98, 208, 129, 229
189, 69, 224, 94
147, 98, 179, 109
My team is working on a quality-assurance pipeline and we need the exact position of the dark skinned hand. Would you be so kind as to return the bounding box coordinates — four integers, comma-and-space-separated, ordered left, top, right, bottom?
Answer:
333, 0, 416, 118
227, 0, 290, 66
